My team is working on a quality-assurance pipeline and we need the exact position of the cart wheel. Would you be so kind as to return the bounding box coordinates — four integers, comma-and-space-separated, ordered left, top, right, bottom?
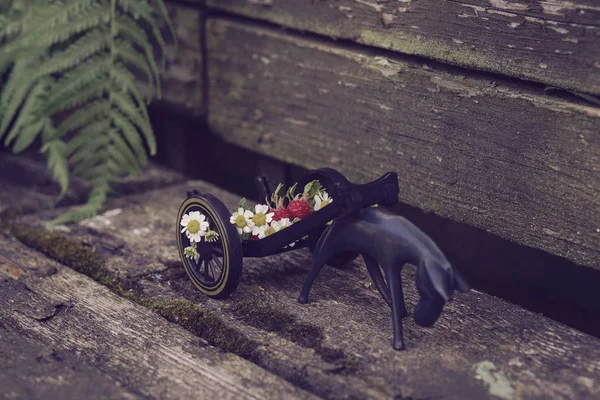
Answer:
298, 169, 360, 268
176, 193, 243, 298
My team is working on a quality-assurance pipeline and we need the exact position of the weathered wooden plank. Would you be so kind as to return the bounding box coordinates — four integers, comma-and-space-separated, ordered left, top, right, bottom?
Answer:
0, 323, 141, 400
18, 181, 600, 400
206, 18, 600, 269
0, 235, 317, 400
140, 2, 203, 116
206, 0, 600, 95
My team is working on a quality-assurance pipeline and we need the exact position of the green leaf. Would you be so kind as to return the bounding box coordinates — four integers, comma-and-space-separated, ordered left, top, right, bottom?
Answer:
111, 89, 155, 154
115, 40, 156, 102
150, 0, 176, 71
238, 197, 251, 211
55, 100, 107, 138
42, 137, 70, 199
4, 79, 46, 149
44, 56, 110, 109
303, 180, 322, 206
109, 108, 148, 167
37, 29, 109, 77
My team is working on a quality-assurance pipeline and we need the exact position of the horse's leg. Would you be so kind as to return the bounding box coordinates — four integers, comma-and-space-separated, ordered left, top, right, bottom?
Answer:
362, 253, 391, 307
298, 250, 333, 304
383, 261, 406, 350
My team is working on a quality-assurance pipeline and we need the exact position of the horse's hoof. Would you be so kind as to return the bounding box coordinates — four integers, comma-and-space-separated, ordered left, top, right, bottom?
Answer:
297, 294, 308, 304
393, 340, 406, 351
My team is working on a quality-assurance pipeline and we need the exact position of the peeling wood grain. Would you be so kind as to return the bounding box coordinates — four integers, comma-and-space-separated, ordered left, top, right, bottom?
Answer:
205, 0, 600, 95
0, 236, 317, 400
18, 181, 600, 400
206, 18, 600, 269
0, 321, 140, 400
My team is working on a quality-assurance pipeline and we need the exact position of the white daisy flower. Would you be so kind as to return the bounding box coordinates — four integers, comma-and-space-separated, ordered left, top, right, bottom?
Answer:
230, 208, 255, 235
252, 223, 269, 237
251, 204, 274, 229
181, 211, 209, 243
314, 191, 333, 211
258, 224, 277, 239
274, 218, 292, 230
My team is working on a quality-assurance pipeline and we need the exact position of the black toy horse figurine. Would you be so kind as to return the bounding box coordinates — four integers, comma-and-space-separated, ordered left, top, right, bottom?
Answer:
298, 206, 470, 350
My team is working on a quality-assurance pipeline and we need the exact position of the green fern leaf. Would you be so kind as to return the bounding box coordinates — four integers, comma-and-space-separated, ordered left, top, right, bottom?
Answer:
38, 29, 109, 77
51, 182, 109, 225
56, 100, 107, 138
115, 39, 159, 100
66, 119, 110, 157
151, 0, 177, 66
111, 89, 155, 154
111, 63, 150, 121
7, 0, 102, 52
4, 79, 46, 149
109, 108, 148, 166
45, 82, 106, 115
44, 56, 110, 108
107, 129, 143, 174
41, 136, 70, 198
0, 58, 38, 137
117, 13, 164, 80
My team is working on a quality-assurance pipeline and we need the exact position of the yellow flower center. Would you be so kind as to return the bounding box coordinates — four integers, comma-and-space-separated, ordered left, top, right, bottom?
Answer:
235, 215, 247, 228
264, 226, 276, 237
187, 220, 200, 234
252, 213, 267, 227
320, 200, 329, 209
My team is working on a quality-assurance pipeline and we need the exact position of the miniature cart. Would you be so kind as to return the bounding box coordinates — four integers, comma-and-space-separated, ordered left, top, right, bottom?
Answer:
176, 168, 399, 298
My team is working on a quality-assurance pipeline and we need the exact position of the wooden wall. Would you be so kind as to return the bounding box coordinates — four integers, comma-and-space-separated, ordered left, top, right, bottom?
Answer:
154, 1, 599, 270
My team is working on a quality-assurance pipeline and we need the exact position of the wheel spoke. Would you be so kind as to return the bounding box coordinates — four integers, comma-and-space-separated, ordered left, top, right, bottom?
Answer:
208, 260, 217, 281
212, 256, 224, 271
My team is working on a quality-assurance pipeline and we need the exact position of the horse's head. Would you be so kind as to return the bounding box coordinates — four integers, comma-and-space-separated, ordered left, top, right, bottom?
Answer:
414, 257, 470, 327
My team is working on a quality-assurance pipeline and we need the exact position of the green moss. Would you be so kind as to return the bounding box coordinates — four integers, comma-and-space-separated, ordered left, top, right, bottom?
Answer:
153, 300, 259, 359
10, 223, 259, 361
232, 294, 322, 348
231, 289, 362, 374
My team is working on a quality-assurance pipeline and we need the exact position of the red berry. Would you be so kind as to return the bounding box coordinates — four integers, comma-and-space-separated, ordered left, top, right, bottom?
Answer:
270, 199, 291, 221
287, 195, 311, 219
272, 208, 291, 221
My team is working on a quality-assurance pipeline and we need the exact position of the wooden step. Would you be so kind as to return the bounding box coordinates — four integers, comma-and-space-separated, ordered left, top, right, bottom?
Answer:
206, 17, 600, 270
206, 0, 600, 95
10, 178, 600, 400
0, 234, 317, 400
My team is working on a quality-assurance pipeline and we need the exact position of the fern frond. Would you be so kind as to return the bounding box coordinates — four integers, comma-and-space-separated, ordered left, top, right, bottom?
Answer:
111, 63, 150, 120
46, 82, 106, 115
3, 79, 46, 148
55, 100, 107, 138
2, 0, 175, 224
150, 0, 177, 69
66, 119, 110, 157
51, 182, 109, 225
111, 89, 155, 154
115, 39, 159, 100
0, 58, 38, 137
107, 128, 143, 174
109, 108, 148, 166
44, 56, 110, 109
38, 29, 109, 77
117, 13, 163, 79
41, 136, 70, 198
6, 0, 103, 52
